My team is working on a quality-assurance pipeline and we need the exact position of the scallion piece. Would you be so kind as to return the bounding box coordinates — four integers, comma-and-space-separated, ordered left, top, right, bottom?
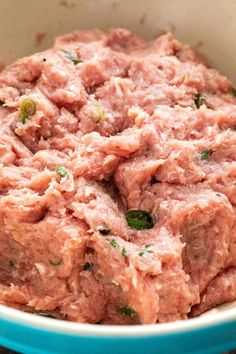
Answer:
49, 258, 62, 266
110, 239, 117, 248
19, 98, 36, 124
122, 247, 127, 257
199, 149, 213, 160
139, 243, 154, 257
55, 165, 68, 178
61, 49, 83, 65
194, 93, 207, 109
117, 306, 136, 317
93, 104, 105, 124
125, 210, 154, 230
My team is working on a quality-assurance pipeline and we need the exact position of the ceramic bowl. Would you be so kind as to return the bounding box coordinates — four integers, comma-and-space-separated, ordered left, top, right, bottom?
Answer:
0, 1, 236, 353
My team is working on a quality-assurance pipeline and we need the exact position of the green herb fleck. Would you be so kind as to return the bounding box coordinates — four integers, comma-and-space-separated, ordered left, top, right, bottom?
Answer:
194, 93, 207, 109
55, 165, 68, 178
61, 49, 83, 65
93, 104, 105, 123
117, 306, 136, 317
19, 98, 36, 124
83, 262, 94, 271
110, 239, 117, 248
139, 243, 154, 257
122, 247, 127, 257
49, 258, 62, 266
125, 210, 154, 230
98, 226, 111, 235
199, 149, 213, 161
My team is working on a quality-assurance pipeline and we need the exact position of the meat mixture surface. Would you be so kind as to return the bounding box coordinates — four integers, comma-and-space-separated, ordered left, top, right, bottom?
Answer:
0, 28, 236, 325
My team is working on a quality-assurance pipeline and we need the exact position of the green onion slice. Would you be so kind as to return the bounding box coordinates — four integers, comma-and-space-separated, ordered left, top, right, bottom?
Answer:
125, 210, 154, 230
55, 166, 68, 178
194, 93, 207, 109
49, 258, 62, 266
61, 49, 83, 65
199, 149, 213, 160
117, 306, 136, 317
19, 98, 36, 124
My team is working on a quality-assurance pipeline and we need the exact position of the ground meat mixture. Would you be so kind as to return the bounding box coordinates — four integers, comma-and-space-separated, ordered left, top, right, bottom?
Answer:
0, 28, 235, 325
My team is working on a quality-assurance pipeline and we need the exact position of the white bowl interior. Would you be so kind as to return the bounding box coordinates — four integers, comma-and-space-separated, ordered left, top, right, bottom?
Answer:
0, 0, 235, 331
0, 0, 236, 83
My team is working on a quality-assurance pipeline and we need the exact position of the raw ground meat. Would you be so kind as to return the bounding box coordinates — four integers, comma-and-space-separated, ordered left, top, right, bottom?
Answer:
0, 28, 235, 325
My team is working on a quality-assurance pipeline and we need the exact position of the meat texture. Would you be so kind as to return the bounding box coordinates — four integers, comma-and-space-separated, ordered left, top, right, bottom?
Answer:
0, 28, 236, 324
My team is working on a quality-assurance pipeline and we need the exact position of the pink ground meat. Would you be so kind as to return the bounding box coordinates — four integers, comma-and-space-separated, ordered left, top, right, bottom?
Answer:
0, 28, 235, 324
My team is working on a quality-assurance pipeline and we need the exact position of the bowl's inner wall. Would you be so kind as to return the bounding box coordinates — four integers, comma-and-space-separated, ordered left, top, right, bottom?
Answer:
0, 0, 236, 318
0, 0, 235, 83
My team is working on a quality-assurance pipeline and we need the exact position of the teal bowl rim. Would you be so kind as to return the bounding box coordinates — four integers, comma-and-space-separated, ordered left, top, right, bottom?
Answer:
0, 302, 236, 337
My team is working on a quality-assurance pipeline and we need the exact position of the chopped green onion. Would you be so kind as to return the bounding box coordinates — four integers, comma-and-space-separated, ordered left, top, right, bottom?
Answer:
117, 306, 136, 317
98, 226, 111, 235
199, 149, 213, 160
55, 165, 68, 178
125, 210, 154, 230
49, 258, 62, 266
93, 104, 105, 123
138, 243, 154, 257
19, 98, 36, 124
61, 49, 83, 65
110, 239, 117, 248
83, 262, 94, 271
194, 93, 207, 109
122, 247, 127, 257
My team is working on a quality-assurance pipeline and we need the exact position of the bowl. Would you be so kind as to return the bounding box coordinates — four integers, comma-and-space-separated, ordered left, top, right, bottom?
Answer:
0, 1, 236, 353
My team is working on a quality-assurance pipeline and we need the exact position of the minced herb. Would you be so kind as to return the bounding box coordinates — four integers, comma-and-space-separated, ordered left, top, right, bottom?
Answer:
125, 210, 154, 230
194, 93, 207, 109
117, 306, 136, 317
61, 49, 83, 64
199, 149, 213, 160
49, 258, 62, 266
19, 98, 36, 124
98, 226, 111, 235
139, 243, 155, 257
93, 104, 105, 123
83, 262, 94, 271
110, 239, 117, 248
122, 247, 127, 257
55, 165, 68, 178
